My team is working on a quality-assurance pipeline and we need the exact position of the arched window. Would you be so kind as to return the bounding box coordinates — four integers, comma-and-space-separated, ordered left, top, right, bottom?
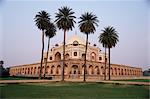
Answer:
65, 53, 69, 60
74, 52, 77, 56
82, 54, 85, 60
118, 68, 120, 75
55, 52, 61, 61
111, 67, 113, 75
99, 57, 102, 60
34, 67, 36, 74
56, 65, 61, 75
121, 69, 123, 75
91, 52, 96, 61
49, 56, 52, 60
51, 66, 55, 74
101, 66, 104, 75
114, 68, 117, 75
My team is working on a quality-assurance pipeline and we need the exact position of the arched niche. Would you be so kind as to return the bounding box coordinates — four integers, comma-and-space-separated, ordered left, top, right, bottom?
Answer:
55, 52, 61, 61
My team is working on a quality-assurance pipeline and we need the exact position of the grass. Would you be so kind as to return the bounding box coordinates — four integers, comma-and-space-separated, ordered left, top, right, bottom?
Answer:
0, 76, 52, 80
0, 76, 37, 80
113, 79, 150, 82
0, 82, 149, 99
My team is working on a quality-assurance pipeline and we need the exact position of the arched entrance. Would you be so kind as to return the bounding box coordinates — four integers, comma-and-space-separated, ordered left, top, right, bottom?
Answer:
89, 65, 94, 75
45, 66, 50, 74
95, 66, 99, 75
71, 65, 78, 79
56, 65, 61, 75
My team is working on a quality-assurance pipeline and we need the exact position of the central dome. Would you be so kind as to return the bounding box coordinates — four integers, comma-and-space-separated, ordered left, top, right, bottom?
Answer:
66, 34, 86, 45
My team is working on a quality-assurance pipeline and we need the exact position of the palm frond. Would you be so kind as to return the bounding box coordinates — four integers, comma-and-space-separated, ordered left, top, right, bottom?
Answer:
45, 22, 56, 38
98, 26, 119, 48
78, 12, 99, 34
55, 6, 76, 31
34, 10, 50, 31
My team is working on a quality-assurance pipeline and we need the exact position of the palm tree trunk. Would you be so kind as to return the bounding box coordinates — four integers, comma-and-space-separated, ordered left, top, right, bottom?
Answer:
84, 34, 88, 82
61, 30, 66, 81
108, 48, 111, 80
104, 46, 106, 80
44, 37, 50, 78
39, 30, 45, 79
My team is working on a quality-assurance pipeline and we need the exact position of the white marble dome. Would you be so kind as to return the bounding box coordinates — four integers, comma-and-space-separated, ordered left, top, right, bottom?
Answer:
66, 34, 86, 45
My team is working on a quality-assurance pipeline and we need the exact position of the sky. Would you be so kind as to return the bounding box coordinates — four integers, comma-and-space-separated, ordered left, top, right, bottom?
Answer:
0, 0, 149, 71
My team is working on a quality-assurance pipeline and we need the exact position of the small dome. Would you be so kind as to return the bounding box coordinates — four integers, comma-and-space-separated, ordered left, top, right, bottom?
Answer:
93, 44, 97, 46
55, 44, 59, 46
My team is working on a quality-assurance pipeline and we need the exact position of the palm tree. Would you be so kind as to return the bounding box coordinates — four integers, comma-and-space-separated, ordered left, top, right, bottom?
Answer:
34, 11, 50, 79
78, 12, 99, 82
99, 26, 119, 80
98, 34, 107, 80
44, 22, 56, 78
55, 6, 76, 81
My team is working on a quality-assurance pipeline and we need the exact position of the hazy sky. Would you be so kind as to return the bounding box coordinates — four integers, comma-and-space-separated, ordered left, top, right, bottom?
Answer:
0, 0, 149, 70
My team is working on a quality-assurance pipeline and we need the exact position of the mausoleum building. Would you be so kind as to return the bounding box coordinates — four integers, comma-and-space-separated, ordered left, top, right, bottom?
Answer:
9, 34, 142, 80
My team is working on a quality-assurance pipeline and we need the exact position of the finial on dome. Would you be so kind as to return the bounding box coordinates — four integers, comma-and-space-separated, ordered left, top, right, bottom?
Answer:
75, 30, 77, 35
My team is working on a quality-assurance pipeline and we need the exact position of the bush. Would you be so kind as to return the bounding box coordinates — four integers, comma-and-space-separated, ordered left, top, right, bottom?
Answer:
0, 66, 10, 77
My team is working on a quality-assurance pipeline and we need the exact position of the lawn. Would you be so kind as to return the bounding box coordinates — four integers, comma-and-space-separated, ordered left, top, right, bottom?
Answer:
0, 76, 37, 80
113, 79, 150, 82
0, 76, 52, 80
0, 82, 149, 99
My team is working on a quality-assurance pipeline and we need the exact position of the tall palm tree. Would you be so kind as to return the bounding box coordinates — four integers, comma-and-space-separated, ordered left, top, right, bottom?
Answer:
78, 12, 99, 82
99, 34, 108, 80
34, 11, 50, 79
55, 6, 76, 81
44, 22, 56, 78
99, 26, 119, 80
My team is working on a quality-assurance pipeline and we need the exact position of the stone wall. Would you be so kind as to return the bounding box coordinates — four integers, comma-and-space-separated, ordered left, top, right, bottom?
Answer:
9, 59, 142, 80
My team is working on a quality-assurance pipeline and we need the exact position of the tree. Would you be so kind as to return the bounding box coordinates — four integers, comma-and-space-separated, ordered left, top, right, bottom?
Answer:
34, 11, 50, 79
99, 32, 108, 80
0, 60, 4, 67
99, 26, 119, 80
55, 6, 76, 81
44, 22, 56, 78
143, 69, 150, 76
78, 12, 99, 82
0, 60, 9, 77
0, 60, 4, 77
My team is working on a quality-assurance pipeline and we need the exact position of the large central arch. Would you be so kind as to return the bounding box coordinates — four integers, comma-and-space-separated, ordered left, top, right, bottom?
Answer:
71, 65, 78, 74
71, 65, 79, 79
